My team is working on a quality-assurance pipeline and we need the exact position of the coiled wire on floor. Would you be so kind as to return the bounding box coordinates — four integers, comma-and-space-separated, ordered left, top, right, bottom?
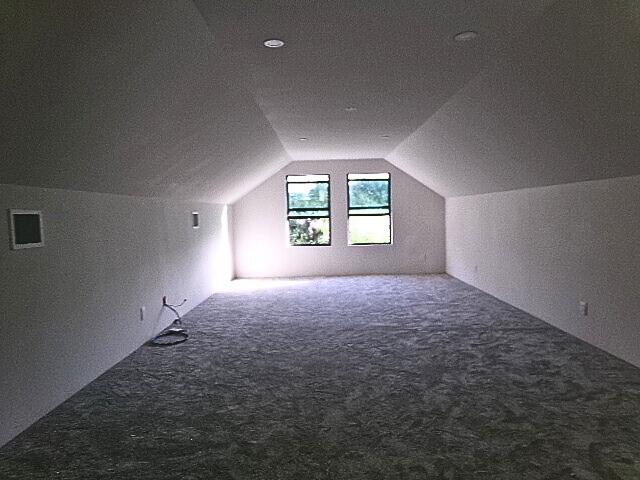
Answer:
149, 298, 188, 346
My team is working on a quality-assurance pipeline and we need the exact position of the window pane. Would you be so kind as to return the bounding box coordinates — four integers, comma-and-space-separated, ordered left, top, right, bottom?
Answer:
348, 180, 389, 208
288, 182, 329, 209
348, 215, 391, 244
289, 218, 330, 245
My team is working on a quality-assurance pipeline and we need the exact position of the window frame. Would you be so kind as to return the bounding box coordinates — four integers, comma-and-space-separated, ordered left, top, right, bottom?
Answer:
347, 173, 392, 246
286, 174, 332, 246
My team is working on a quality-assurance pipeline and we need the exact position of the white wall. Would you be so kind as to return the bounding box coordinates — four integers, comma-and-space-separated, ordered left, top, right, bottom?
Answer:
0, 184, 233, 446
446, 175, 640, 367
232, 159, 445, 278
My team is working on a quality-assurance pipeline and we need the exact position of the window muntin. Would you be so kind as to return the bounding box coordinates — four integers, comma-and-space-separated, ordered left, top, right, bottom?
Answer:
286, 174, 331, 246
347, 172, 391, 245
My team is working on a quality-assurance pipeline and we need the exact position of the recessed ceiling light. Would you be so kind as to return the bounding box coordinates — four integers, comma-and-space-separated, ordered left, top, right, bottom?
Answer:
454, 31, 479, 42
299, 137, 308, 141
263, 38, 285, 48
345, 106, 357, 112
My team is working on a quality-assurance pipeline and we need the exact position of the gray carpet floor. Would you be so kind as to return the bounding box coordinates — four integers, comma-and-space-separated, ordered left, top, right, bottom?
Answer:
1, 275, 639, 479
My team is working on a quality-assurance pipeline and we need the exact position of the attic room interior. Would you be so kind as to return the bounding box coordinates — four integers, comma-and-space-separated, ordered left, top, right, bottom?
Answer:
0, 0, 639, 478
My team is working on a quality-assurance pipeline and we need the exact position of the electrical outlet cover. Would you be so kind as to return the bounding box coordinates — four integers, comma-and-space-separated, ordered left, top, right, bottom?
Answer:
579, 301, 588, 316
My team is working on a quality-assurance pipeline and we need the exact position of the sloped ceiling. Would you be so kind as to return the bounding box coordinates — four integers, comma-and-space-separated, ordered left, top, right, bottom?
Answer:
1, 0, 291, 203
193, 0, 554, 161
388, 0, 640, 197
2, 1, 637, 202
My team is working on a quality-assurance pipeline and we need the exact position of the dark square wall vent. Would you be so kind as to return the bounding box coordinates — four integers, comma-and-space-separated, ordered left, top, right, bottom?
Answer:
9, 209, 44, 249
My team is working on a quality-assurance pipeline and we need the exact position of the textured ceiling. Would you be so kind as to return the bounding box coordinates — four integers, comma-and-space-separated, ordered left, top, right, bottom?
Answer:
2, 1, 637, 202
194, 0, 554, 161
388, 0, 640, 197
1, 0, 291, 203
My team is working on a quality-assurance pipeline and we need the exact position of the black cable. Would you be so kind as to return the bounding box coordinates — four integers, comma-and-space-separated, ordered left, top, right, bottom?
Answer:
163, 298, 186, 322
148, 298, 189, 347
149, 327, 188, 347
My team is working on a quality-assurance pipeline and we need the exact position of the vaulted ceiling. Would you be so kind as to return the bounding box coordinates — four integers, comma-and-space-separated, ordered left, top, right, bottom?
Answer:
388, 0, 640, 196
1, 0, 291, 203
2, 1, 638, 203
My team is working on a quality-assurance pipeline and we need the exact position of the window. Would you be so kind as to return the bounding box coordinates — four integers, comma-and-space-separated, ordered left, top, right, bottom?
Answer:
347, 173, 391, 245
286, 174, 331, 246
